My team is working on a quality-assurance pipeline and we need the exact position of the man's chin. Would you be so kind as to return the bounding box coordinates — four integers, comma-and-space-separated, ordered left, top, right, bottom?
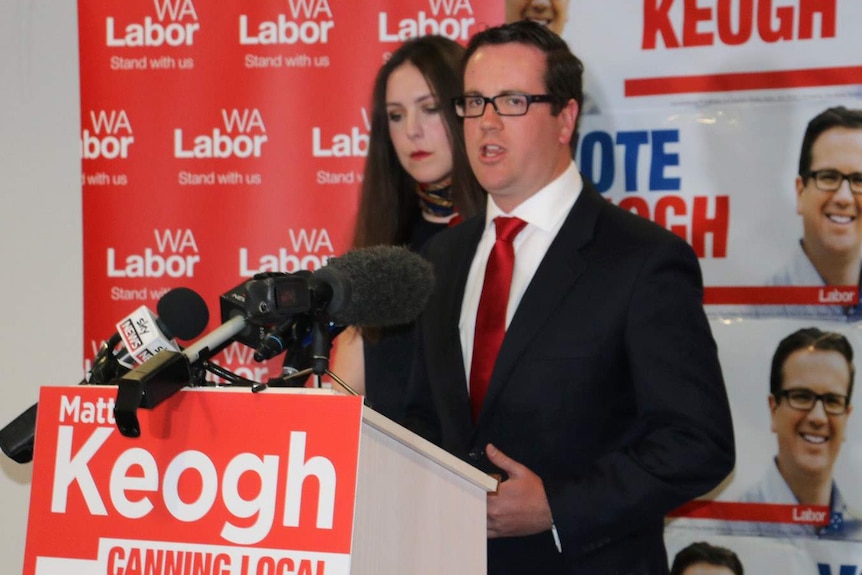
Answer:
809, 236, 862, 259
824, 242, 862, 259
793, 456, 836, 478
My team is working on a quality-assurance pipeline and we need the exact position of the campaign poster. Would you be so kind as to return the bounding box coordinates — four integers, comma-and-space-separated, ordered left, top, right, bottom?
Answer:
23, 386, 363, 575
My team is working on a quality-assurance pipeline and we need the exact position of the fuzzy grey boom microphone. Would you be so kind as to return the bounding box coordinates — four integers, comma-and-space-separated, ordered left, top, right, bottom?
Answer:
252, 245, 435, 362
314, 244, 435, 327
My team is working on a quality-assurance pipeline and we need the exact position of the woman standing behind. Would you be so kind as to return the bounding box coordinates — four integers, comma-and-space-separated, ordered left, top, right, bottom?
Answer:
331, 36, 484, 421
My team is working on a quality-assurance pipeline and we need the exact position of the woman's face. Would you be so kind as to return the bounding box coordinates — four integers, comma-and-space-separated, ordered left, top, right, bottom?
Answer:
386, 63, 454, 187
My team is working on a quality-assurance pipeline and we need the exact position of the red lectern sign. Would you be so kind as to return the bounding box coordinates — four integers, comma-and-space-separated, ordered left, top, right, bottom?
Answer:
23, 386, 364, 575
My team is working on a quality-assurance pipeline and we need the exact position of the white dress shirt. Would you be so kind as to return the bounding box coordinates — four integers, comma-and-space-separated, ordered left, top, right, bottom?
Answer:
459, 162, 582, 381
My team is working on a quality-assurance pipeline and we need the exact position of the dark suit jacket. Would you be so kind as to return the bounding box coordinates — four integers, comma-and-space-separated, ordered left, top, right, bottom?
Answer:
403, 181, 735, 574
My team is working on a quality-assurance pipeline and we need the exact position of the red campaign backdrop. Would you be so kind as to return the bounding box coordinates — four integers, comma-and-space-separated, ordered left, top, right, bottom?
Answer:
79, 0, 504, 382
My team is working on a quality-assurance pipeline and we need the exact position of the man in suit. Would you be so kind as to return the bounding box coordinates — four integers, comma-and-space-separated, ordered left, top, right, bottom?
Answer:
403, 21, 735, 574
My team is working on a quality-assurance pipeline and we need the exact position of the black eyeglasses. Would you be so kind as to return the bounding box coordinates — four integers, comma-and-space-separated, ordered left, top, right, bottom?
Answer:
776, 388, 850, 415
804, 169, 862, 195
453, 93, 556, 118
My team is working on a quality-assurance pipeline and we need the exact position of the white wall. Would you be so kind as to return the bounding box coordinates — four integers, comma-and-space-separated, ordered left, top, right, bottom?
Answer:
0, 0, 81, 571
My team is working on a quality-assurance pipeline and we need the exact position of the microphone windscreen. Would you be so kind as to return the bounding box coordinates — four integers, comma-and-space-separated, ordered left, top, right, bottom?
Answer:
319, 245, 434, 327
0, 403, 37, 463
157, 287, 210, 340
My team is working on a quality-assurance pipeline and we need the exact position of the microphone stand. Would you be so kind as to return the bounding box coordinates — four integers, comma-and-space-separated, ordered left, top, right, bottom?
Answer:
253, 314, 361, 398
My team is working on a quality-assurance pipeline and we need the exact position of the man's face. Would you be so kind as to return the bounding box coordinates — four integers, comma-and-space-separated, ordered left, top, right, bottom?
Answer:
462, 43, 577, 212
505, 0, 570, 35
680, 564, 736, 575
770, 349, 853, 480
796, 127, 862, 259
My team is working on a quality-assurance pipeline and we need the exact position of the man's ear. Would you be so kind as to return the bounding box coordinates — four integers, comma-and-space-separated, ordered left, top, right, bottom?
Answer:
558, 98, 579, 146
768, 394, 779, 433
795, 175, 806, 216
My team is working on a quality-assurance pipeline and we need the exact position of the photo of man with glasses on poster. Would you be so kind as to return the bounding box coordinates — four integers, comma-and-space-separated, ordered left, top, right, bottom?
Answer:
762, 107, 862, 319
727, 327, 862, 540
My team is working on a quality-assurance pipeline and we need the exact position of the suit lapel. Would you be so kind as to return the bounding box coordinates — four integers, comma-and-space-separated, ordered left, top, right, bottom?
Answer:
430, 215, 485, 433
474, 183, 604, 426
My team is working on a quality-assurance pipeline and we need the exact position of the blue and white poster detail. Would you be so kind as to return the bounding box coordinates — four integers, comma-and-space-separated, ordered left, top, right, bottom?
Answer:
576, 99, 862, 289
546, 0, 862, 313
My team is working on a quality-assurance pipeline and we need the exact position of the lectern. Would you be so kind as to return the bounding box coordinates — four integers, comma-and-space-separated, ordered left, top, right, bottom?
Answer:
22, 385, 496, 575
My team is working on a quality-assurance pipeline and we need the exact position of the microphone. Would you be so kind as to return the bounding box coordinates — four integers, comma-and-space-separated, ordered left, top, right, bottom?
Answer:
252, 271, 314, 362
252, 245, 434, 362
116, 287, 211, 365
256, 315, 313, 364
274, 321, 347, 388
113, 246, 435, 435
181, 315, 247, 364
113, 309, 248, 426
89, 287, 210, 383
314, 244, 435, 327
113, 314, 249, 438
0, 287, 210, 463
0, 404, 38, 465
258, 245, 434, 394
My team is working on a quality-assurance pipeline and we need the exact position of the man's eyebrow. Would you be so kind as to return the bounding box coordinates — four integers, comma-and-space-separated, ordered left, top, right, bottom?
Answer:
462, 90, 524, 96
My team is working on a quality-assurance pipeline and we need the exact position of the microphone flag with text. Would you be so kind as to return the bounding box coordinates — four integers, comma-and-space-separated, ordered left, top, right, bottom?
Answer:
113, 245, 434, 437
0, 287, 209, 463
90, 286, 210, 385
116, 287, 211, 365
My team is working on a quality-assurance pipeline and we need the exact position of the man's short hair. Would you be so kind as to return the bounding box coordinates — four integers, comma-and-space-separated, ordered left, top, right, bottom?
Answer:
769, 327, 855, 403
670, 541, 744, 575
462, 20, 584, 158
798, 106, 862, 180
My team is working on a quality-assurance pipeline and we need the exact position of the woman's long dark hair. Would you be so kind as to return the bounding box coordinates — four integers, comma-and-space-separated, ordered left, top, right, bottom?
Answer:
353, 35, 484, 249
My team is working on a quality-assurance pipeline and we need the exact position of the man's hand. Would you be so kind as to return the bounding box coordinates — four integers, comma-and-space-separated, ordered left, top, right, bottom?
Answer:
486, 443, 553, 538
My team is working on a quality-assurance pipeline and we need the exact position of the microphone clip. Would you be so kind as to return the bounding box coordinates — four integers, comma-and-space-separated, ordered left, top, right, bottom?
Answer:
113, 350, 192, 438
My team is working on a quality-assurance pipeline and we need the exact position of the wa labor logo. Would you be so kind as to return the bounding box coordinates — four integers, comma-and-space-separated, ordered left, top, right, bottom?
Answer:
106, 0, 201, 48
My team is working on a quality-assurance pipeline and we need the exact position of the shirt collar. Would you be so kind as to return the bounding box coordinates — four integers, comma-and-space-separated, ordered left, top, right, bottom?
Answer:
483, 161, 582, 232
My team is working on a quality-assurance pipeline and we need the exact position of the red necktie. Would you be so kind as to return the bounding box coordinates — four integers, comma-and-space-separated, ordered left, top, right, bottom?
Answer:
469, 216, 527, 421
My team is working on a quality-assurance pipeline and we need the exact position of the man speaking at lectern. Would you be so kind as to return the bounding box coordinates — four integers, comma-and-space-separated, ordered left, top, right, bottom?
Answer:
403, 21, 735, 574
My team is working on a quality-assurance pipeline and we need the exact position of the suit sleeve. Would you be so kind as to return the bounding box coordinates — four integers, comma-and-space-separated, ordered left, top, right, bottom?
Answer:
400, 312, 443, 445
544, 237, 735, 556
400, 237, 446, 445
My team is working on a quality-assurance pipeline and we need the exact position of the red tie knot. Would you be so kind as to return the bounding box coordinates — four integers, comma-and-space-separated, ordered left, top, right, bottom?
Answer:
494, 216, 527, 243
